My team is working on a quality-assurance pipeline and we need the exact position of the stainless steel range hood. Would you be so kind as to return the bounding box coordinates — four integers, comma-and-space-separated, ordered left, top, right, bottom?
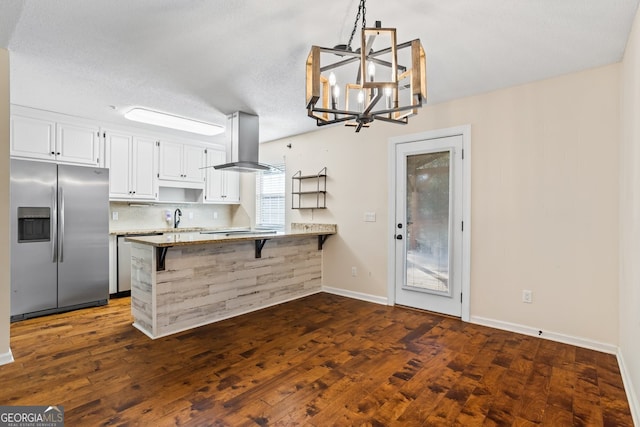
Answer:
214, 112, 273, 172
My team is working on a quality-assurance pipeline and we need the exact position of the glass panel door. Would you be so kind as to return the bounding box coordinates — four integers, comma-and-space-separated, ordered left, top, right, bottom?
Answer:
405, 151, 452, 295
394, 135, 463, 317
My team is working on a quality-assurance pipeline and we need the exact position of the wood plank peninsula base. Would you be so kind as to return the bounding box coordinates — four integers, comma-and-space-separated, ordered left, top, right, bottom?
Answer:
126, 223, 336, 338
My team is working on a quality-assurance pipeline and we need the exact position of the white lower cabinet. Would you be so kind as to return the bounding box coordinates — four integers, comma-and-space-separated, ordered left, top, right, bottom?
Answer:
105, 129, 157, 200
204, 148, 240, 203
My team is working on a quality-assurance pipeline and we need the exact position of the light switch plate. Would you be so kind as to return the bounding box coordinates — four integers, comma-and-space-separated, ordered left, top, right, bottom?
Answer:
364, 212, 376, 222
112, 211, 118, 221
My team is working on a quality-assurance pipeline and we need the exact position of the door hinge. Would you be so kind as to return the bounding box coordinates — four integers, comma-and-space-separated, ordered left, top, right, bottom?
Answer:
461, 221, 464, 231
462, 149, 464, 160
460, 293, 463, 303
157, 173, 159, 178
156, 141, 160, 146
103, 131, 106, 138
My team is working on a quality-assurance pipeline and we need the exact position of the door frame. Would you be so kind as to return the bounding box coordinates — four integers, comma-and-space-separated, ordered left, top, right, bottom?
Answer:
387, 125, 471, 321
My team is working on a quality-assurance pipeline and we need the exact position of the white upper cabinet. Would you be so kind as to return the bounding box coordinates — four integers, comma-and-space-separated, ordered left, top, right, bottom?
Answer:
10, 106, 100, 166
158, 140, 204, 185
105, 129, 157, 200
10, 115, 56, 161
158, 140, 183, 181
56, 121, 100, 165
131, 136, 157, 199
105, 131, 132, 198
204, 148, 240, 204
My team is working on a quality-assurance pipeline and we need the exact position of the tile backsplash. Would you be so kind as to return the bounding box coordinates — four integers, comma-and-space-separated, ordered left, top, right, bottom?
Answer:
109, 202, 241, 233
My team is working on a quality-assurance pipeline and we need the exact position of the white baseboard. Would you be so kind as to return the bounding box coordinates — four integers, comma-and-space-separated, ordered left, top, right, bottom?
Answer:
617, 349, 640, 427
470, 315, 618, 355
0, 349, 14, 366
322, 286, 388, 306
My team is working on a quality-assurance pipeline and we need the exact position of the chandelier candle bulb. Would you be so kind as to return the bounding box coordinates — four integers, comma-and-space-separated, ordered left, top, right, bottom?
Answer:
329, 72, 336, 87
384, 87, 392, 110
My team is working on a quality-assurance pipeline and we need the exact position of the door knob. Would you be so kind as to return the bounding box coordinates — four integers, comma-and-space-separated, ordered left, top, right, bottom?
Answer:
397, 223, 403, 229
396, 235, 403, 240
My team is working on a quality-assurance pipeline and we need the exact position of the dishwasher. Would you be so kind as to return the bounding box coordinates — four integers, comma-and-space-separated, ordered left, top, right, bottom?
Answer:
116, 233, 162, 297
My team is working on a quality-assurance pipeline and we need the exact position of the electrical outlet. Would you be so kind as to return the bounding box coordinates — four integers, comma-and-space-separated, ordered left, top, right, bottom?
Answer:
351, 267, 357, 277
213, 211, 218, 219
522, 290, 533, 303
188, 211, 194, 220
112, 211, 118, 221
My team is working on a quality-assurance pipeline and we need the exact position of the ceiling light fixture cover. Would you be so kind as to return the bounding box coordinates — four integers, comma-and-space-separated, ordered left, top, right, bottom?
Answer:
124, 108, 225, 136
306, 0, 427, 132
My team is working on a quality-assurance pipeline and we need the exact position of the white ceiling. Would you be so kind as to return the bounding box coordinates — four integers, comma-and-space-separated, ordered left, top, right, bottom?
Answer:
0, 0, 638, 143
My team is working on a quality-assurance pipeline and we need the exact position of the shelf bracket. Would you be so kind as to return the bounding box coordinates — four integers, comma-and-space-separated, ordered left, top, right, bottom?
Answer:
255, 239, 269, 258
318, 235, 330, 250
157, 247, 171, 271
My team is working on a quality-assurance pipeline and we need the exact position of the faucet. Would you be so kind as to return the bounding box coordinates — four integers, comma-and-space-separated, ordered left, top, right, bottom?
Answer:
174, 208, 182, 228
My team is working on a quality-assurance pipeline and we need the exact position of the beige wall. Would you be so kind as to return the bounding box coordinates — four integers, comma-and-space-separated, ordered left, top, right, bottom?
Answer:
0, 49, 10, 363
620, 4, 640, 419
260, 63, 620, 346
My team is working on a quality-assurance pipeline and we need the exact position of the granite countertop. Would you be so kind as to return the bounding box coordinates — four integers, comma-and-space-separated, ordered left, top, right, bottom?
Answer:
122, 223, 337, 248
125, 228, 336, 248
110, 227, 248, 236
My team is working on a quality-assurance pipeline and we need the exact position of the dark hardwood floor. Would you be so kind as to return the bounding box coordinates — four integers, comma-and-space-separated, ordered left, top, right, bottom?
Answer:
0, 293, 633, 426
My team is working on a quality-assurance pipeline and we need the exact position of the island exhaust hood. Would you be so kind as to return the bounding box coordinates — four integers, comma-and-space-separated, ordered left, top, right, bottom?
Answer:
214, 112, 273, 172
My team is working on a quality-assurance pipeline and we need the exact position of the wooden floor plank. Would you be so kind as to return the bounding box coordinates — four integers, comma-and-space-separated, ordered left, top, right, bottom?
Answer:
0, 293, 633, 426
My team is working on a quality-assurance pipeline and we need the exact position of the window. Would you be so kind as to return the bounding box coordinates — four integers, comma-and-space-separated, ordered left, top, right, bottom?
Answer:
256, 164, 285, 230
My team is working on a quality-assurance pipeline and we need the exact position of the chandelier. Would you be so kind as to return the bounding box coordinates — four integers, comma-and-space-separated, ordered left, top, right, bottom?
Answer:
306, 0, 427, 132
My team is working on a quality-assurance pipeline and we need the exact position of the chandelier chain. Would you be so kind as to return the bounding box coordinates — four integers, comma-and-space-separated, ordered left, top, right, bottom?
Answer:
347, 0, 367, 51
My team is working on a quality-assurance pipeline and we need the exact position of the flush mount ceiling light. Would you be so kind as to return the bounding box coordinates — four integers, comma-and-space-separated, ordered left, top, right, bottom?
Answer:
124, 108, 225, 136
306, 0, 427, 132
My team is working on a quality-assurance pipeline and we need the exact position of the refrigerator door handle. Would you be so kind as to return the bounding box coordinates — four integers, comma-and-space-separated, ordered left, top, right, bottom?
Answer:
51, 187, 58, 262
59, 187, 64, 263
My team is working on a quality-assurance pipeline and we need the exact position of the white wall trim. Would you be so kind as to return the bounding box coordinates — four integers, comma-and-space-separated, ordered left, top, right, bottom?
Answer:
0, 349, 14, 366
387, 125, 472, 321
470, 315, 618, 354
617, 348, 640, 426
322, 287, 388, 306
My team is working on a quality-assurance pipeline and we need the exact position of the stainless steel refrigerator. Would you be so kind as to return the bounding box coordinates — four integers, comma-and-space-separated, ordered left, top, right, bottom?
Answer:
10, 159, 109, 320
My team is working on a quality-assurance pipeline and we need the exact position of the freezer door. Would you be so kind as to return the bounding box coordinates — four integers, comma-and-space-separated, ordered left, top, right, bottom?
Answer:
10, 159, 58, 316
57, 165, 109, 307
